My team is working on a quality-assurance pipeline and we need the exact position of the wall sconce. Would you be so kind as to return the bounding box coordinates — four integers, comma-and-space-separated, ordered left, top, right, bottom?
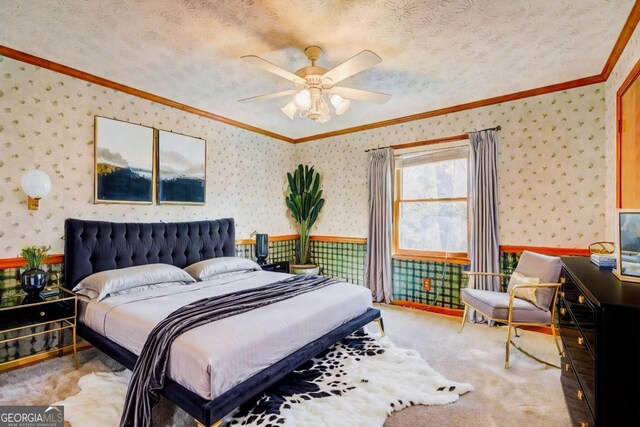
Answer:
21, 169, 51, 210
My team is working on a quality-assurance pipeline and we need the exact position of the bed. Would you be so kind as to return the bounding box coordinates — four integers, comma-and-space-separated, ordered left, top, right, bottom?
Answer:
63, 218, 382, 426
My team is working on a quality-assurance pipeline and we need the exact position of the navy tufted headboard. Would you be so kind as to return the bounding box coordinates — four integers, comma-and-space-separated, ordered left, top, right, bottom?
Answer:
63, 218, 236, 290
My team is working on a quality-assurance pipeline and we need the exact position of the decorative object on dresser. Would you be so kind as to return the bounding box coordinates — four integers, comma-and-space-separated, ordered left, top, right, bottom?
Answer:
19, 245, 52, 303
20, 169, 52, 211
157, 130, 206, 205
0, 286, 78, 371
460, 251, 563, 369
254, 233, 269, 265
613, 210, 640, 282
260, 261, 289, 273
286, 164, 325, 275
94, 116, 155, 204
560, 257, 640, 427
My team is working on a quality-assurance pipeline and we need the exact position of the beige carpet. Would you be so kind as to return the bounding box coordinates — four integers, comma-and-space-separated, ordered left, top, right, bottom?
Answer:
0, 304, 570, 427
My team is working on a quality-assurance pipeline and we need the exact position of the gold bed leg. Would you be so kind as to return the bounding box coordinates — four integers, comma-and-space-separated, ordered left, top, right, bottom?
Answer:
375, 318, 385, 337
195, 420, 222, 427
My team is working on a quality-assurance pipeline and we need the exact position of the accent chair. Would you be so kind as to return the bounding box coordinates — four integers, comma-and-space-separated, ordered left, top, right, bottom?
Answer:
459, 251, 563, 369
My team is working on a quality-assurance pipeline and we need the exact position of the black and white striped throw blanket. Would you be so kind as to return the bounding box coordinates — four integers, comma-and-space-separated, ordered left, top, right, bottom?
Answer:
120, 274, 340, 427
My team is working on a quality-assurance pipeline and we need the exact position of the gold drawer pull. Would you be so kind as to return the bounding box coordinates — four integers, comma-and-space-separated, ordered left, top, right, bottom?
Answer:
40, 311, 46, 317
578, 336, 584, 346
580, 423, 588, 427
560, 308, 566, 315
561, 277, 566, 284
577, 390, 583, 400
565, 363, 570, 372
578, 295, 585, 304
559, 291, 565, 298
561, 351, 566, 358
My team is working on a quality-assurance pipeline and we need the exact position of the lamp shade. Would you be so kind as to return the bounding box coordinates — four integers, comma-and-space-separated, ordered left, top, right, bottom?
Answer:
293, 89, 312, 111
331, 94, 350, 115
280, 101, 297, 120
21, 170, 51, 198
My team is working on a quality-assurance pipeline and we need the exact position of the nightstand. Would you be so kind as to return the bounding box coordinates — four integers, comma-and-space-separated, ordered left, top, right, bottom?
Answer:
260, 261, 290, 273
0, 287, 78, 369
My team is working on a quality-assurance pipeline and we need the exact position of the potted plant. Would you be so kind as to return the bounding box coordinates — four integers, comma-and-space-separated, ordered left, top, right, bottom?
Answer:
19, 245, 51, 302
286, 164, 325, 275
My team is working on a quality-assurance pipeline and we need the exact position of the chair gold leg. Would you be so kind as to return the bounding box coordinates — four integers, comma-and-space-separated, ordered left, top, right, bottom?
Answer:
195, 420, 222, 427
551, 323, 562, 355
505, 321, 513, 369
374, 318, 385, 337
459, 304, 468, 333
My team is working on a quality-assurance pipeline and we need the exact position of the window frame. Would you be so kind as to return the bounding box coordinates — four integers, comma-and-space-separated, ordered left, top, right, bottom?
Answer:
393, 144, 470, 264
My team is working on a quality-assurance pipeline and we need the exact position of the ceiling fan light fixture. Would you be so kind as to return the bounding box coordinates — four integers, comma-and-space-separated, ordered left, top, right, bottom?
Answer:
331, 94, 350, 115
293, 89, 312, 111
280, 101, 297, 120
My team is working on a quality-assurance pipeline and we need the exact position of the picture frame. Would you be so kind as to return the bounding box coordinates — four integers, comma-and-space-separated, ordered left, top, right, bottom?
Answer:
157, 130, 206, 205
94, 116, 155, 204
613, 209, 640, 283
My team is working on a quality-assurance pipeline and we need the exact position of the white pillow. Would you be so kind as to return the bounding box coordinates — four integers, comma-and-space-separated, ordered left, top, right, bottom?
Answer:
73, 264, 196, 301
507, 271, 541, 308
184, 257, 262, 281
74, 282, 185, 300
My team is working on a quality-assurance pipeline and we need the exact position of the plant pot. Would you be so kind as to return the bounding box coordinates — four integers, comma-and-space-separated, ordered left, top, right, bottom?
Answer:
289, 264, 320, 275
21, 267, 47, 302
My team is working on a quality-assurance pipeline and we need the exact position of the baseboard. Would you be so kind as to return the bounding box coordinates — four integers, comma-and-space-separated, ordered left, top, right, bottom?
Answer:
390, 300, 553, 335
0, 342, 92, 373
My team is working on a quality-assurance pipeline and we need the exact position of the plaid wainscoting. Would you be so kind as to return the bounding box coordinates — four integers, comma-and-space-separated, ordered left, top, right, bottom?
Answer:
310, 240, 366, 285
393, 259, 466, 309
236, 239, 297, 264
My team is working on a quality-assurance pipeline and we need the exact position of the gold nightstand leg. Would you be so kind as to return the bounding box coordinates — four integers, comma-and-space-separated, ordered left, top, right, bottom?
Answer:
72, 325, 79, 369
58, 327, 64, 357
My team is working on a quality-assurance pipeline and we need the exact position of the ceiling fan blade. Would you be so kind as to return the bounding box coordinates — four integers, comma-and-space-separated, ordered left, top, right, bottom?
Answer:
238, 89, 298, 102
322, 50, 382, 85
241, 55, 306, 85
331, 86, 391, 104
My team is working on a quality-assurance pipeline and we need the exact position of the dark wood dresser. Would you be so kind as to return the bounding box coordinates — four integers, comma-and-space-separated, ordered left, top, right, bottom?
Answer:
560, 257, 640, 427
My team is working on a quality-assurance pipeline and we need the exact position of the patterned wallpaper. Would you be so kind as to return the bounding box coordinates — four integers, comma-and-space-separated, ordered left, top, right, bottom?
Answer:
296, 84, 607, 247
0, 56, 297, 258
604, 22, 640, 241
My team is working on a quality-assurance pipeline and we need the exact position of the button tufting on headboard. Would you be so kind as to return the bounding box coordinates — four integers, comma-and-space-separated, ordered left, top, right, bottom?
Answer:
63, 218, 235, 290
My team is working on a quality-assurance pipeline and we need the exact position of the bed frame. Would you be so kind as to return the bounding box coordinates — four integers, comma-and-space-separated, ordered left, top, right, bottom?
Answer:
63, 218, 382, 427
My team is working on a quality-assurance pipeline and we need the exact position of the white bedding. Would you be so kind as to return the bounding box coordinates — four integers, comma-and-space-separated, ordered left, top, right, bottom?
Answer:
79, 271, 373, 400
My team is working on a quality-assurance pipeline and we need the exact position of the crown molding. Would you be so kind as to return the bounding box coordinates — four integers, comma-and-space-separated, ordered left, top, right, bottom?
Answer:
601, 0, 640, 80
0, 45, 295, 143
1, 1, 637, 145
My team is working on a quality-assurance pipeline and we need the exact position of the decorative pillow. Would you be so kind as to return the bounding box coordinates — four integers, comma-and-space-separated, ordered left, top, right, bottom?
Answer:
507, 271, 542, 308
184, 257, 262, 281
73, 264, 196, 301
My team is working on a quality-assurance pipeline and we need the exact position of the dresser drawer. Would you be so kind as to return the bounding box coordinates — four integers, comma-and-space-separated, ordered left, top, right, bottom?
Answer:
559, 299, 595, 413
561, 354, 595, 427
561, 277, 596, 353
0, 301, 74, 330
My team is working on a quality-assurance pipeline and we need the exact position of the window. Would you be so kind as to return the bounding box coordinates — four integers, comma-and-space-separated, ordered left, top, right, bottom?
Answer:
394, 144, 469, 261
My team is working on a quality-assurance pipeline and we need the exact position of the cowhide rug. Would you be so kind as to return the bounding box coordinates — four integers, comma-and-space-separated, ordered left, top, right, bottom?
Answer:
55, 333, 473, 427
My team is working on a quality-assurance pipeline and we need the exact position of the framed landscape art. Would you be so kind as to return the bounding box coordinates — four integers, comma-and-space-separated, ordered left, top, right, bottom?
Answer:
94, 116, 155, 204
157, 130, 206, 205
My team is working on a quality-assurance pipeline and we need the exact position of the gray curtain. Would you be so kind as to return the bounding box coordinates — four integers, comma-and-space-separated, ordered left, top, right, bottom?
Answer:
364, 148, 394, 303
467, 130, 500, 323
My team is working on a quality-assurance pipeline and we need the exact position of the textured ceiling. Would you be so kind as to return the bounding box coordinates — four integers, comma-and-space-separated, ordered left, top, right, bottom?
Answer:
0, 0, 635, 139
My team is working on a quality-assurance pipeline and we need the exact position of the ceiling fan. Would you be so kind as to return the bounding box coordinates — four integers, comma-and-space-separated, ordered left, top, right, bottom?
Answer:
239, 46, 391, 124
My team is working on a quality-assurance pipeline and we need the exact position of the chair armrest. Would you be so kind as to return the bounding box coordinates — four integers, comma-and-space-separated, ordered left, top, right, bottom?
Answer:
463, 271, 511, 277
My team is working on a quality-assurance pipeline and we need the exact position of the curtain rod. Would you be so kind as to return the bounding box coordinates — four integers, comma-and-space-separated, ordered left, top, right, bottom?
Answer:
364, 125, 501, 153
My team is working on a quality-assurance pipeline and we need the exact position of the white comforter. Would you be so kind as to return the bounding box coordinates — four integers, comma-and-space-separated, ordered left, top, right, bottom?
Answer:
79, 271, 373, 400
